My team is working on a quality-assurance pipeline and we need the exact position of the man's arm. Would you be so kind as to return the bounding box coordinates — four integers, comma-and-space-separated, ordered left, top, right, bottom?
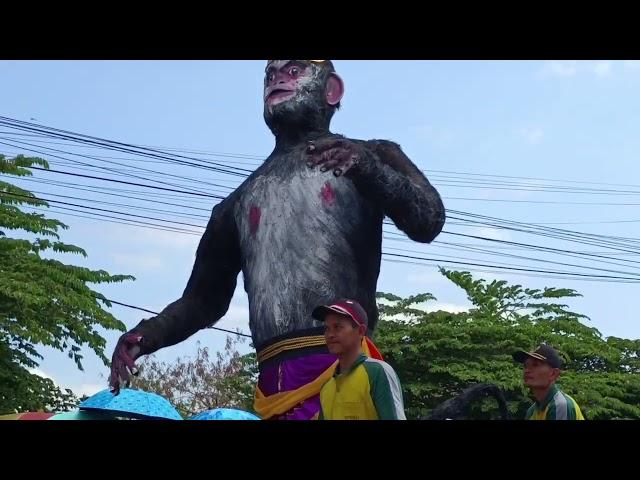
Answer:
366, 360, 407, 420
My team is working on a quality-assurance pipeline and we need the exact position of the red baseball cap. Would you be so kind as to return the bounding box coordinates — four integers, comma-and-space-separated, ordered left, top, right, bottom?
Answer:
312, 299, 368, 328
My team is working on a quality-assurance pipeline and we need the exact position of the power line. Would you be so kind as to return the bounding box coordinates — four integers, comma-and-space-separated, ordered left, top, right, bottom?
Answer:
8, 127, 639, 191
16, 201, 640, 283
429, 169, 640, 190
441, 231, 640, 265
105, 299, 251, 338
19, 164, 639, 254
442, 197, 640, 206
397, 240, 640, 273
445, 215, 640, 253
26, 189, 213, 216
0, 117, 253, 177
6, 175, 217, 204
382, 252, 640, 282
15, 186, 640, 276
6, 118, 640, 283
429, 240, 640, 268
0, 140, 221, 197
25, 190, 212, 221
381, 258, 640, 283
13, 180, 640, 274
9, 172, 640, 277
24, 205, 204, 236
0, 133, 264, 166
0, 137, 239, 191
2, 191, 207, 229
10, 163, 635, 268
25, 166, 226, 199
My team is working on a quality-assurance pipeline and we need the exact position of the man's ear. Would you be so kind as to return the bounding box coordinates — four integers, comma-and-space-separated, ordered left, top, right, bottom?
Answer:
358, 324, 367, 337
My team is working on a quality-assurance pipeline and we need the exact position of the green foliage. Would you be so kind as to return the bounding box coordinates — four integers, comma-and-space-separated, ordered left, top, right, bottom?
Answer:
374, 268, 640, 420
0, 340, 79, 414
0, 154, 134, 414
133, 336, 258, 418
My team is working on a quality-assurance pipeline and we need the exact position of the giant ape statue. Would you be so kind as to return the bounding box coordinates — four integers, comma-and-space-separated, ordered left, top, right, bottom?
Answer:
109, 60, 446, 420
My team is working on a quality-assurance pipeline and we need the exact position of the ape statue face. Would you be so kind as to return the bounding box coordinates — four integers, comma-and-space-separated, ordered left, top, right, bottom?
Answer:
263, 60, 344, 137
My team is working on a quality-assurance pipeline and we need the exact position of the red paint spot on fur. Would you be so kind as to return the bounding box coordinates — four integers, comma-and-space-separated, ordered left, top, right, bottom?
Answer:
249, 205, 261, 234
320, 182, 336, 206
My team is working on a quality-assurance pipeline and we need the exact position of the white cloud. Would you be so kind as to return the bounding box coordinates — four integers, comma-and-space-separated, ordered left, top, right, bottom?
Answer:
385, 313, 416, 323
539, 60, 615, 79
29, 367, 54, 381
421, 301, 469, 313
519, 126, 544, 145
623, 60, 640, 71
71, 383, 105, 397
590, 61, 612, 77
376, 297, 397, 306
540, 61, 578, 78
382, 301, 469, 324
29, 367, 104, 398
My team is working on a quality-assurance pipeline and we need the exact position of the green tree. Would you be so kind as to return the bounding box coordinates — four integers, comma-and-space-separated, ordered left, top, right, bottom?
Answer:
0, 154, 134, 414
133, 336, 258, 418
374, 268, 640, 420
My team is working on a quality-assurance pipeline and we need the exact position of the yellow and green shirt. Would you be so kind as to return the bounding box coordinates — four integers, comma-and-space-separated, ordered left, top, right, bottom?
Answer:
318, 354, 406, 420
525, 384, 584, 420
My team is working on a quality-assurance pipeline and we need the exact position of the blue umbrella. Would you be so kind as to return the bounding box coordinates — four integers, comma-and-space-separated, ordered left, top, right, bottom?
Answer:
189, 408, 260, 420
79, 389, 183, 420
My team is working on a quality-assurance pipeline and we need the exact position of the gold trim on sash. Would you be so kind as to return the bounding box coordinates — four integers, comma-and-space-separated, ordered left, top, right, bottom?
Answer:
257, 335, 327, 364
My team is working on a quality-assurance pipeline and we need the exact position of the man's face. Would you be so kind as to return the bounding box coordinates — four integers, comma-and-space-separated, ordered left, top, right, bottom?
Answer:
523, 357, 560, 389
323, 313, 364, 356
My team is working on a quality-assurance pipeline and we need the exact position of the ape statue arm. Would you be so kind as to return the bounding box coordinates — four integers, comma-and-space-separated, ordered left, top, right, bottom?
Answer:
109, 196, 242, 391
136, 198, 241, 352
357, 139, 445, 243
307, 137, 445, 243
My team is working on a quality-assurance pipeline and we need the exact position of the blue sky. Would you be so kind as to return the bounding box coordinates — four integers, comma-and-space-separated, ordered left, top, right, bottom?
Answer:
1, 60, 639, 397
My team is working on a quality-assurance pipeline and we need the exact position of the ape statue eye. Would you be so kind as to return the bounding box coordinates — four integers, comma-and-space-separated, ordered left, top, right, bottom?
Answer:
289, 67, 300, 77
267, 71, 276, 82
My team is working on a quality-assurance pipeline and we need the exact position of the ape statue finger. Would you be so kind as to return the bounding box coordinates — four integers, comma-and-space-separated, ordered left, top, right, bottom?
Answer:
334, 155, 359, 177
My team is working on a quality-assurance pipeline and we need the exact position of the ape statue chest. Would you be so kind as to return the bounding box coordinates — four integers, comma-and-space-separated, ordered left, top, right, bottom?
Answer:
235, 156, 370, 245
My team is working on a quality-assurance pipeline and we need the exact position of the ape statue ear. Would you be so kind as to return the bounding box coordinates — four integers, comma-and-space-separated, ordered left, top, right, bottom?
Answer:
326, 73, 344, 106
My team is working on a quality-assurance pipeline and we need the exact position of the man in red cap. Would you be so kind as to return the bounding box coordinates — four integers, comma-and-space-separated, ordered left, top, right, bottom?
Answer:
312, 299, 406, 420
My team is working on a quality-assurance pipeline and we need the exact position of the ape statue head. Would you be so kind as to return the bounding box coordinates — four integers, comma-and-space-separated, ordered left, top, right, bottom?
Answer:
263, 60, 345, 137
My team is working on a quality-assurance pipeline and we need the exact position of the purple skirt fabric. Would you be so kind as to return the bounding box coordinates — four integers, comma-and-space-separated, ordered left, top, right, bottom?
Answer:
258, 353, 337, 420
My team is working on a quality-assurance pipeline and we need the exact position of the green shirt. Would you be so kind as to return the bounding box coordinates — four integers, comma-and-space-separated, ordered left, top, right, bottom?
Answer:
525, 384, 585, 420
318, 354, 406, 420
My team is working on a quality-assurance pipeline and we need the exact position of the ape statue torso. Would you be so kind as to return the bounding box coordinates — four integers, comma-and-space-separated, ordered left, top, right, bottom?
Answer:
237, 138, 382, 345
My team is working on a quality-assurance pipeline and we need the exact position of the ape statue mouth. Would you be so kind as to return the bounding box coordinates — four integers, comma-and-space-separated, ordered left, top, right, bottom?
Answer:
264, 87, 296, 105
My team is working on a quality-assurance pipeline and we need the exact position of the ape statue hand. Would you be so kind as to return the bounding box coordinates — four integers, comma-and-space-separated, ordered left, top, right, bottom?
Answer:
108, 331, 144, 395
306, 137, 373, 178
